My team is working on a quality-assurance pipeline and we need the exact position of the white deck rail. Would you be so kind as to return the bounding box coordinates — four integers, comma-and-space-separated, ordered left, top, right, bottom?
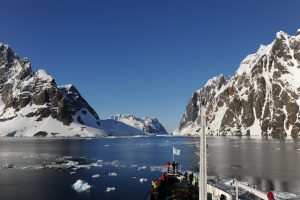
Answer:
234, 180, 269, 200
206, 180, 275, 200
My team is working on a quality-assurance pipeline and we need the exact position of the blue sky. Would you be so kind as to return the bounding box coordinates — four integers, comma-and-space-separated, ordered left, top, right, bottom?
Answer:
1, 0, 300, 132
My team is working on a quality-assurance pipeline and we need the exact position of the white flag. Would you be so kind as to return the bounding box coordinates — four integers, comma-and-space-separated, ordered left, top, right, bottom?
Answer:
173, 147, 180, 156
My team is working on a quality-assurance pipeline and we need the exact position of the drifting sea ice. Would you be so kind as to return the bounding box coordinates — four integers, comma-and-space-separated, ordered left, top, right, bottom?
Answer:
72, 180, 91, 192
139, 178, 147, 183
149, 165, 165, 172
92, 174, 100, 178
105, 187, 116, 192
108, 172, 117, 176
137, 166, 147, 171
275, 192, 298, 199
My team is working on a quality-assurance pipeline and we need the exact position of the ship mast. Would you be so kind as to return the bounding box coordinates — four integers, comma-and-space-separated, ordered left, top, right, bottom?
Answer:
199, 100, 207, 200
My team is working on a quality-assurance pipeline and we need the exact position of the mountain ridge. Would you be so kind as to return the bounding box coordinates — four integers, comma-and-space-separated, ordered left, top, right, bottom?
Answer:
0, 44, 167, 137
175, 29, 300, 138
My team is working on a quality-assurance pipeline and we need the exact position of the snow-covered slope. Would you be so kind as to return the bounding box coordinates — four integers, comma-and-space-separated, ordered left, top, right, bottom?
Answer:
100, 119, 145, 136
175, 29, 300, 138
0, 43, 105, 137
111, 114, 168, 135
0, 44, 168, 137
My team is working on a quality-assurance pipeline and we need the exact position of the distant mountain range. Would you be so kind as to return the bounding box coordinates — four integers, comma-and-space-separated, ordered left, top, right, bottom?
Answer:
175, 29, 300, 138
111, 114, 168, 135
0, 44, 167, 137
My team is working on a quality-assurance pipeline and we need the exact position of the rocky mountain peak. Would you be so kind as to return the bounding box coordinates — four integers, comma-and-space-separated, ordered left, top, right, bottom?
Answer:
176, 29, 300, 138
0, 44, 102, 137
0, 43, 17, 63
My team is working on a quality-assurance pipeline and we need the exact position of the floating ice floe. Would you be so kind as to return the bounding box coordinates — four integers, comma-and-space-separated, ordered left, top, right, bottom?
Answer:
150, 166, 164, 172
91, 160, 103, 167
108, 172, 118, 176
72, 180, 91, 192
21, 153, 55, 160
105, 187, 116, 192
108, 160, 126, 168
139, 178, 147, 183
137, 166, 147, 171
1, 164, 14, 169
47, 156, 103, 170
70, 171, 76, 174
92, 174, 100, 178
275, 192, 298, 199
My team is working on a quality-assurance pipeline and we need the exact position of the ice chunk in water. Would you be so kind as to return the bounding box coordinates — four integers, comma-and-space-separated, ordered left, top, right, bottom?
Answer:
275, 192, 298, 199
105, 187, 116, 192
108, 172, 117, 176
139, 178, 147, 183
92, 174, 100, 178
72, 180, 91, 192
137, 166, 147, 171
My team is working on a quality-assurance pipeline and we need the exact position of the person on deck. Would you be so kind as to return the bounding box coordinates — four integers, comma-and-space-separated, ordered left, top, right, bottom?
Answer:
193, 175, 199, 186
172, 161, 176, 174
188, 173, 193, 185
160, 173, 165, 188
151, 181, 156, 191
184, 172, 188, 183
165, 161, 170, 173
175, 161, 179, 174
267, 191, 275, 200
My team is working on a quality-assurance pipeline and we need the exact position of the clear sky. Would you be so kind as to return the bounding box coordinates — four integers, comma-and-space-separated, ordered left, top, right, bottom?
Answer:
1, 0, 300, 132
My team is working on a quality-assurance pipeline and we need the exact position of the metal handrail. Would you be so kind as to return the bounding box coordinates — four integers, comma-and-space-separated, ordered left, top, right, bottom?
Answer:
234, 180, 270, 200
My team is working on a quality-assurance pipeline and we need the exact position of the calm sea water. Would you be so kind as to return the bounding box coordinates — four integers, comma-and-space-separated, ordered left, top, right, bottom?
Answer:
0, 136, 300, 200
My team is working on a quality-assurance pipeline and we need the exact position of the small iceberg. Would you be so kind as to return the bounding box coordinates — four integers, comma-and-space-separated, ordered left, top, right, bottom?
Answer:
137, 166, 147, 171
105, 187, 116, 192
275, 192, 298, 199
72, 180, 91, 192
139, 178, 147, 183
108, 172, 117, 176
92, 174, 100, 178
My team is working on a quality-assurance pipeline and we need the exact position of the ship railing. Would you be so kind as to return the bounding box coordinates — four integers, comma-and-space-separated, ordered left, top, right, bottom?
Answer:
207, 180, 280, 200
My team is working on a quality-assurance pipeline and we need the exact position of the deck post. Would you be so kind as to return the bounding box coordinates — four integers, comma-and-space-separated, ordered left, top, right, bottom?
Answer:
199, 100, 207, 200
235, 180, 239, 200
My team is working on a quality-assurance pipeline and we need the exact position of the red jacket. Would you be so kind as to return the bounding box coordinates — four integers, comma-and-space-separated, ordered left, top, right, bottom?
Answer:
267, 192, 274, 199
166, 162, 170, 168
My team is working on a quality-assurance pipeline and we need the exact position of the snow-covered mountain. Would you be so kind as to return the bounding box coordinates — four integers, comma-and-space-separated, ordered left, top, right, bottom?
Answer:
111, 114, 168, 135
0, 44, 168, 137
0, 43, 106, 137
175, 29, 300, 138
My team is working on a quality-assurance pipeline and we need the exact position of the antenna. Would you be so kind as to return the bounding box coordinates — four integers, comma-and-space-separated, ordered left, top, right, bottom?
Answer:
199, 99, 207, 200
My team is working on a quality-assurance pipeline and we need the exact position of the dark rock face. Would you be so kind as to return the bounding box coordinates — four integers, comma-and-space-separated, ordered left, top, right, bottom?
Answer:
179, 75, 227, 131
58, 85, 100, 124
0, 44, 100, 129
34, 131, 48, 137
178, 30, 300, 138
